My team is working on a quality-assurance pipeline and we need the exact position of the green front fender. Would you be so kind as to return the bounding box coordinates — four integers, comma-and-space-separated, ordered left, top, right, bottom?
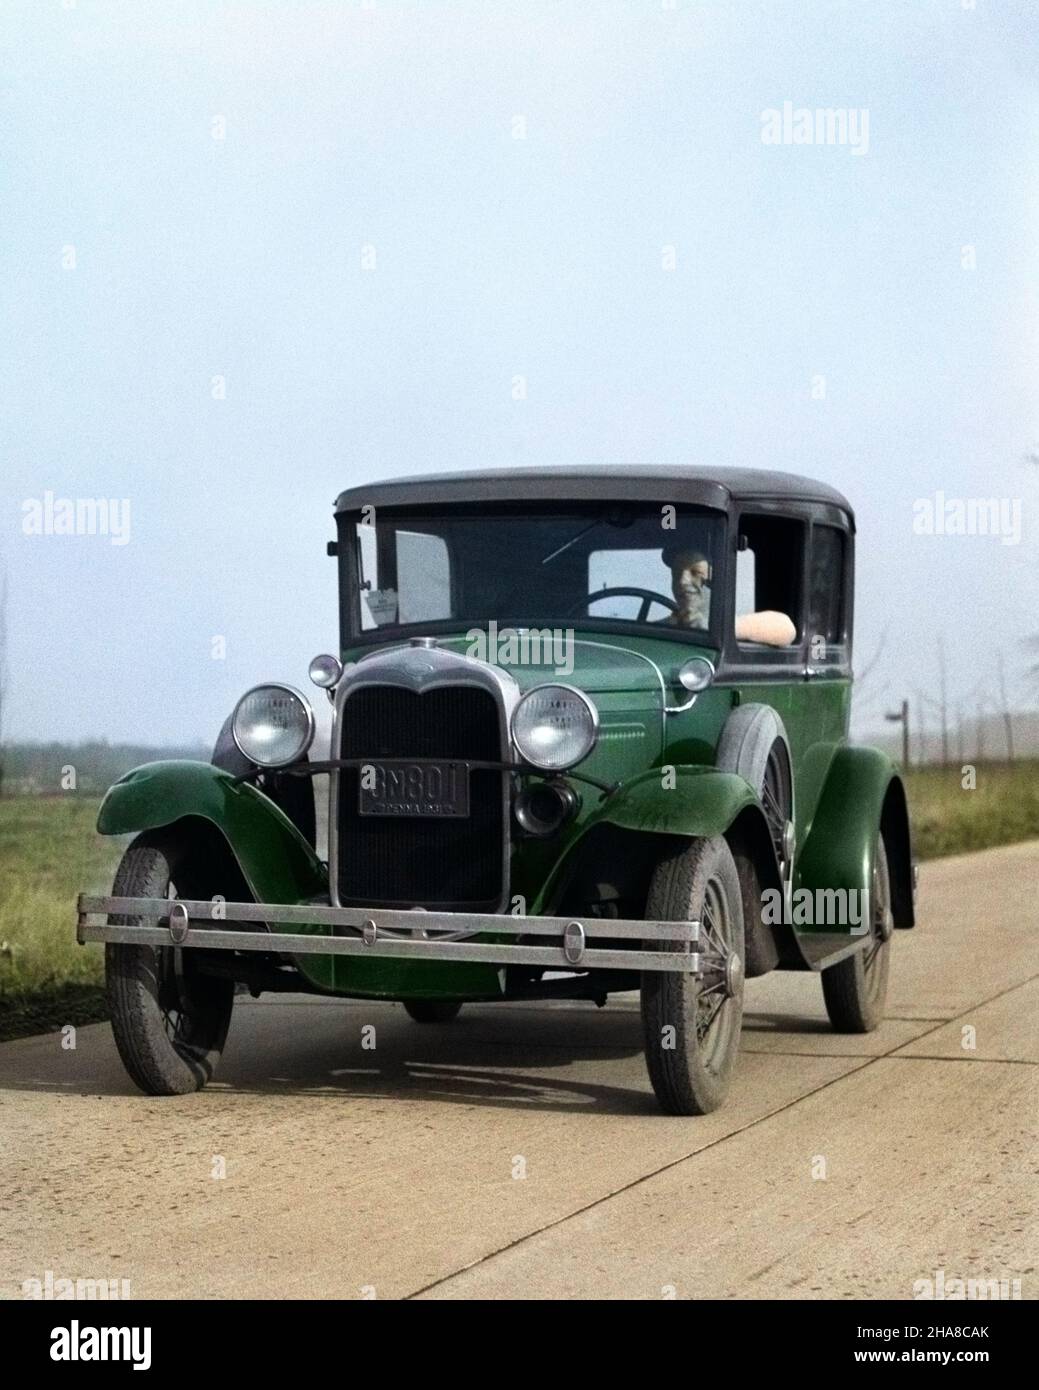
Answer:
97, 760, 327, 906
96, 760, 501, 1000
794, 744, 907, 965
590, 765, 760, 836
531, 766, 765, 914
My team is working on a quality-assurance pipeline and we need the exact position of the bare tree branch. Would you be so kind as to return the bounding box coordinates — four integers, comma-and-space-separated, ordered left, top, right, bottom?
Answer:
854, 627, 889, 691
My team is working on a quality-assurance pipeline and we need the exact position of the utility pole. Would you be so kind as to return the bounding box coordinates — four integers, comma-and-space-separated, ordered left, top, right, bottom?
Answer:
885, 699, 910, 771
996, 651, 1016, 763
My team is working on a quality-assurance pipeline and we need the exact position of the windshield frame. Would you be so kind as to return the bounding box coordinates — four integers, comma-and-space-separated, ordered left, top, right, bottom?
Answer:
335, 501, 730, 654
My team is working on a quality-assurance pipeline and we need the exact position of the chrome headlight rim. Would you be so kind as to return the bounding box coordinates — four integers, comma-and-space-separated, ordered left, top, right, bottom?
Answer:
231, 682, 316, 768
308, 652, 344, 690
510, 682, 600, 772
677, 655, 716, 693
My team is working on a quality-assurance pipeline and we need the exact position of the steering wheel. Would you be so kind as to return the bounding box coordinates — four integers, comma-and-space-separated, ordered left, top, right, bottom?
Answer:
568, 586, 678, 622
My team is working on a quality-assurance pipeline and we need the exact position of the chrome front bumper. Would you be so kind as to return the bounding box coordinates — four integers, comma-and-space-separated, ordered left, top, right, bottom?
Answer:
76, 896, 703, 974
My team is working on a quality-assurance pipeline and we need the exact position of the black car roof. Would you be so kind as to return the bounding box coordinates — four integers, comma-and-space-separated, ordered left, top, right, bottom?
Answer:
335, 465, 854, 521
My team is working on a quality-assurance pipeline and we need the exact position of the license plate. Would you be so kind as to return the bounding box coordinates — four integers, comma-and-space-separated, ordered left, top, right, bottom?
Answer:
358, 760, 470, 818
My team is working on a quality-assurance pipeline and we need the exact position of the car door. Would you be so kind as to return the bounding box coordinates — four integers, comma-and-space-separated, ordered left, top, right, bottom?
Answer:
717, 508, 808, 824
795, 517, 854, 838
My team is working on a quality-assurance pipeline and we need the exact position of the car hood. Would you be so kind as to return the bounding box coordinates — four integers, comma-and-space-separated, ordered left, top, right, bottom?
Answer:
432, 629, 717, 696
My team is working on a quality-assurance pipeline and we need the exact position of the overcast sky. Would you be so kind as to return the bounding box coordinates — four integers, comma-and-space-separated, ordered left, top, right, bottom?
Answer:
2, 0, 1037, 747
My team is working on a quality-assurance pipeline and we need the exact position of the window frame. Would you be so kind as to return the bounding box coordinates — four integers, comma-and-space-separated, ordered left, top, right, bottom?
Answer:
720, 506, 809, 676
337, 501, 730, 651
806, 521, 852, 672
715, 500, 854, 683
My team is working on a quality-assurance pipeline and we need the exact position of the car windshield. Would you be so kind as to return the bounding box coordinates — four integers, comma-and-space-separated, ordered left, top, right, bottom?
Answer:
342, 503, 725, 640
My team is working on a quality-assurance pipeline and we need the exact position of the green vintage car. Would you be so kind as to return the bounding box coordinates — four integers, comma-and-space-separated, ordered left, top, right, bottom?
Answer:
77, 467, 915, 1115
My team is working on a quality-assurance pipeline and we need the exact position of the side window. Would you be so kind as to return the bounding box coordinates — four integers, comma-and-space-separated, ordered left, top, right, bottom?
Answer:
734, 546, 756, 617
356, 522, 382, 629
396, 530, 451, 624
354, 524, 452, 627
733, 514, 804, 652
808, 525, 846, 661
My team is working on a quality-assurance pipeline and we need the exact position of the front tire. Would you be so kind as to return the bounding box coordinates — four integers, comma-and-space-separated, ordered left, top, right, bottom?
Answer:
641, 836, 745, 1116
821, 833, 893, 1033
105, 840, 234, 1095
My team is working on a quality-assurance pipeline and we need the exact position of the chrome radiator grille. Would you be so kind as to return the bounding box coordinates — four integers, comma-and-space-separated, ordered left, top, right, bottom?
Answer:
335, 684, 506, 909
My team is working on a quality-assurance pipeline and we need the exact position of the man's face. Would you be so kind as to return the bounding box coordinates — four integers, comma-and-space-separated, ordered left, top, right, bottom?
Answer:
670, 552, 711, 605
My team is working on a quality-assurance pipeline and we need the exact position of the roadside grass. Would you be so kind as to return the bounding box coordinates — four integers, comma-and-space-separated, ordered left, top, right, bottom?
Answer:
904, 759, 1039, 861
0, 758, 1036, 1042
0, 797, 123, 1041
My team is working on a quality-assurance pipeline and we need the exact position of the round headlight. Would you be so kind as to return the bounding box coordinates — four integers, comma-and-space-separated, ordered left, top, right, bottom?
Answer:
677, 656, 715, 693
511, 685, 599, 771
308, 652, 343, 689
232, 684, 315, 767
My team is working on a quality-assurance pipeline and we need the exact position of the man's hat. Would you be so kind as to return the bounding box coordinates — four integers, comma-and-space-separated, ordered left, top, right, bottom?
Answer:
662, 544, 711, 576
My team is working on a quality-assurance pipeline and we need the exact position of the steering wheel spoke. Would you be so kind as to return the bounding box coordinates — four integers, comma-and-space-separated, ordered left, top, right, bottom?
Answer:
569, 586, 677, 620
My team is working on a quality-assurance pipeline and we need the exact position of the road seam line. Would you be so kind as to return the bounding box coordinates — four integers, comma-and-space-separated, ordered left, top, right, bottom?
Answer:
406, 969, 1039, 1299
404, 1056, 878, 1299
884, 1054, 1038, 1066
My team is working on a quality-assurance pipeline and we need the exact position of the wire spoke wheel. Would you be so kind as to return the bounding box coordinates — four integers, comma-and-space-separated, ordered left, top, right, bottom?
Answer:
153, 882, 191, 1048
105, 838, 235, 1095
641, 835, 746, 1116
821, 832, 892, 1033
155, 943, 206, 1056
761, 741, 793, 867
694, 879, 737, 1060
861, 836, 893, 1002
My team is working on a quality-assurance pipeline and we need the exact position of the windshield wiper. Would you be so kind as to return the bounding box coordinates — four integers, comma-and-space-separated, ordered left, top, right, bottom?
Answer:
540, 510, 633, 565
539, 518, 603, 566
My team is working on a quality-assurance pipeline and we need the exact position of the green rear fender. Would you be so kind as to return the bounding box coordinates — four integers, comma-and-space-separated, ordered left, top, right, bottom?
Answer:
795, 744, 915, 964
97, 760, 327, 905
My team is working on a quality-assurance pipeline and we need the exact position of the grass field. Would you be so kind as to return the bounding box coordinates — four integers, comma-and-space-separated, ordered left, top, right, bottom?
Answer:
0, 760, 1036, 1040
904, 759, 1039, 860
0, 797, 123, 1040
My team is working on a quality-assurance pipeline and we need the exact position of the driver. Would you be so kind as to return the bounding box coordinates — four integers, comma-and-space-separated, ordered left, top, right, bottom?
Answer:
661, 546, 712, 629
662, 544, 796, 646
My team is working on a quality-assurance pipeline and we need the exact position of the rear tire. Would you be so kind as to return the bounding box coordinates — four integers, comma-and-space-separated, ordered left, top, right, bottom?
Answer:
821, 833, 892, 1033
403, 1000, 463, 1024
640, 836, 745, 1116
105, 840, 234, 1095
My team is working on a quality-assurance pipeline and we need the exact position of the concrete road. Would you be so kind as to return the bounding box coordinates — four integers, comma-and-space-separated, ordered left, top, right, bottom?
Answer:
2, 840, 1036, 1301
